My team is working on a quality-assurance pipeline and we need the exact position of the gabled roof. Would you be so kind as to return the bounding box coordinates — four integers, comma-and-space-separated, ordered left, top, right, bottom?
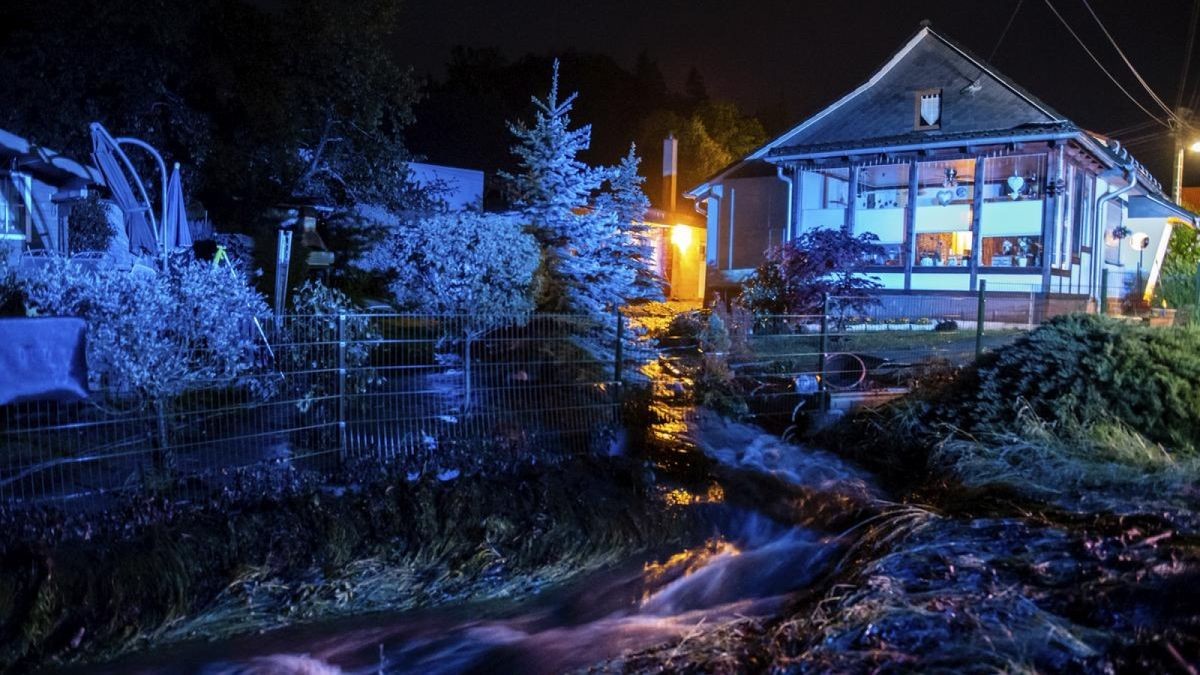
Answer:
687, 24, 1068, 198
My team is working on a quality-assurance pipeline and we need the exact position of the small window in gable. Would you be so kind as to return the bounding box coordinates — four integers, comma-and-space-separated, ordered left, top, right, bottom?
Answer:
914, 88, 942, 130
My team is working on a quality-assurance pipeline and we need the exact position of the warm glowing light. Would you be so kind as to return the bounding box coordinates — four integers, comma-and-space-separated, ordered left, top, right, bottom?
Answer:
1191, 141, 1200, 152
671, 224, 693, 250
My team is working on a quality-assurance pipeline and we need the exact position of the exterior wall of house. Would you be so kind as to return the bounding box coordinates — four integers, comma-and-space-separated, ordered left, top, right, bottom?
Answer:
708, 175, 788, 271
700, 143, 1182, 306
1, 171, 73, 256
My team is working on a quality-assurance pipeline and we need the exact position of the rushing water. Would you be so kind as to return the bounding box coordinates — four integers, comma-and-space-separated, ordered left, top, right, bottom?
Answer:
75, 512, 837, 675
68, 378, 875, 675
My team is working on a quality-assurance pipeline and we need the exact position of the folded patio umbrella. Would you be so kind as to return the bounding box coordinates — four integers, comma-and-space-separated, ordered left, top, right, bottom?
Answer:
89, 123, 158, 256
163, 163, 192, 251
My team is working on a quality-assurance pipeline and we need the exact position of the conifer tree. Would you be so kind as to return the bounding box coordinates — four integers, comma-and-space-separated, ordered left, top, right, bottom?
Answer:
598, 145, 664, 303
504, 62, 659, 372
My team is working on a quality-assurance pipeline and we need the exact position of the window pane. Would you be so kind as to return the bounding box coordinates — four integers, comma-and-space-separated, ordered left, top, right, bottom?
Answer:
979, 154, 1048, 268
982, 154, 1046, 202
981, 235, 1042, 267
800, 168, 848, 231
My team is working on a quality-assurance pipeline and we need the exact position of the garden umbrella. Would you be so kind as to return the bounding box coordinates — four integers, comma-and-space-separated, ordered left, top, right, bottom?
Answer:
89, 123, 158, 256
162, 163, 192, 251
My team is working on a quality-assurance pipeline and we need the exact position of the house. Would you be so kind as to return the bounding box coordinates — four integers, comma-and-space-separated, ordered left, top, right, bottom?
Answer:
686, 23, 1197, 313
643, 134, 706, 302
408, 162, 485, 211
0, 128, 102, 262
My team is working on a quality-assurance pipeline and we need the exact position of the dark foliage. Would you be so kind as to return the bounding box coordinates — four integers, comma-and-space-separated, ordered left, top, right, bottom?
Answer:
66, 194, 115, 255
741, 229, 883, 316
0, 458, 699, 671
0, 0, 425, 230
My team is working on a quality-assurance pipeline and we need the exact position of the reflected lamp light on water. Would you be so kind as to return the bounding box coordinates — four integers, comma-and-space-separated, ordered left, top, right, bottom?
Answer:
671, 224, 692, 251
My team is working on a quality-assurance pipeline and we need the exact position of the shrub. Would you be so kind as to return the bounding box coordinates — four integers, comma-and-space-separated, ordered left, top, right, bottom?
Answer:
741, 229, 882, 316
20, 257, 269, 401
964, 314, 1200, 454
67, 194, 116, 255
284, 278, 382, 412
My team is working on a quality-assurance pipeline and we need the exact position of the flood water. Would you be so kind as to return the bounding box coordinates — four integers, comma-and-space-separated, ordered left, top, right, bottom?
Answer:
65, 370, 877, 675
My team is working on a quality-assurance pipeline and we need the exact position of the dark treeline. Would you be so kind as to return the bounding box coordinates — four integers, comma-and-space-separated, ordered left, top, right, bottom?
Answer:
0, 0, 766, 227
409, 48, 768, 209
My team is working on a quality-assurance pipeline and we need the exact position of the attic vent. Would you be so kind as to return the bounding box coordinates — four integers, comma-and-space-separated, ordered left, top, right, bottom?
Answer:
915, 88, 942, 130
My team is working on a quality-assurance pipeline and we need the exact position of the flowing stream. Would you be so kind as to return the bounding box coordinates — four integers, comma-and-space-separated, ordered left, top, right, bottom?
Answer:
67, 379, 881, 675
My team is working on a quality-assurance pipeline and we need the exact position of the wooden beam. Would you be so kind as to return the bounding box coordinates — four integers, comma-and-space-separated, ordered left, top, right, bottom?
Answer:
846, 162, 858, 235
969, 155, 985, 291
904, 158, 918, 291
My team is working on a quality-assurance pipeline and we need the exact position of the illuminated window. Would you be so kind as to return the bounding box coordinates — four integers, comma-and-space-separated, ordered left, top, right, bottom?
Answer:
799, 167, 850, 231
978, 154, 1046, 268
914, 159, 973, 267
854, 163, 908, 266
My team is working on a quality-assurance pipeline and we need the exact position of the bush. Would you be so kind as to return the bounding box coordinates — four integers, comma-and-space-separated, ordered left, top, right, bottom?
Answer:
741, 229, 882, 316
67, 194, 116, 255
284, 278, 382, 411
20, 257, 269, 401
965, 314, 1200, 454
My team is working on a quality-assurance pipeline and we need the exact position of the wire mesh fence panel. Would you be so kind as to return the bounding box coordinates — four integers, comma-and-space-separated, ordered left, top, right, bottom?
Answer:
1, 313, 623, 509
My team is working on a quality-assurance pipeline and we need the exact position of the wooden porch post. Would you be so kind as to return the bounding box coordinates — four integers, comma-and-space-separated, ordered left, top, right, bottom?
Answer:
846, 162, 858, 235
969, 155, 985, 292
904, 158, 919, 291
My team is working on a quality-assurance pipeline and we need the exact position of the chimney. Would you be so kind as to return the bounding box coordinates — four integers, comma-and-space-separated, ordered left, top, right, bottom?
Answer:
662, 133, 678, 213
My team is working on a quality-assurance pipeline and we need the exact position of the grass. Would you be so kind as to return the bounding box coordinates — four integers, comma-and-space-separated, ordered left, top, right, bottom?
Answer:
0, 458, 707, 672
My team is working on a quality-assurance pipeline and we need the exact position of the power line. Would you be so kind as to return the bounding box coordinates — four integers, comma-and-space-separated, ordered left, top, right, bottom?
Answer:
1175, 0, 1199, 110
988, 0, 1025, 62
1079, 0, 1182, 123
1105, 119, 1160, 137
1041, 0, 1171, 129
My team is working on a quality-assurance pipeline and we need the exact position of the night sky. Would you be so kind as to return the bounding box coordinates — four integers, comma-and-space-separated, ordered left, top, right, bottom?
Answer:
392, 0, 1200, 184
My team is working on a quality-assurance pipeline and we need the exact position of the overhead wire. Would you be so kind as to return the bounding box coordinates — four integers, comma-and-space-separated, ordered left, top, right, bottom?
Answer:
1079, 0, 1184, 123
1175, 0, 1199, 111
1041, 0, 1171, 129
988, 0, 1025, 62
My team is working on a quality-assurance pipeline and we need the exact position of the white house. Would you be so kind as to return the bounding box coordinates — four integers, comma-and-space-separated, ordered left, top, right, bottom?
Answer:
686, 23, 1196, 313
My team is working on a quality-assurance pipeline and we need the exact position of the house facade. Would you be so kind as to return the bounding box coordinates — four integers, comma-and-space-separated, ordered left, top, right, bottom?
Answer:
0, 128, 102, 262
686, 25, 1196, 310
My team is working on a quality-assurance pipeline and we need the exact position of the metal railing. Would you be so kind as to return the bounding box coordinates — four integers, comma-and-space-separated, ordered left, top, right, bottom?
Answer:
661, 284, 1096, 425
1, 313, 624, 509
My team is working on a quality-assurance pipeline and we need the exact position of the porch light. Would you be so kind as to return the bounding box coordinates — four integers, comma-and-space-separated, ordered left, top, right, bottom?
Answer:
671, 224, 693, 251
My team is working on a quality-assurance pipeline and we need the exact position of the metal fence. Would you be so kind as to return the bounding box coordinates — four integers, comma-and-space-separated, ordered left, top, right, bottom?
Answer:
667, 284, 1096, 426
1, 313, 624, 509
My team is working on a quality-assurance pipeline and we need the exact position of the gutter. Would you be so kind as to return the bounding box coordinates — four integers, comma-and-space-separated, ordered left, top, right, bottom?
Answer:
768, 131, 1079, 163
776, 164, 794, 241
1092, 141, 1138, 304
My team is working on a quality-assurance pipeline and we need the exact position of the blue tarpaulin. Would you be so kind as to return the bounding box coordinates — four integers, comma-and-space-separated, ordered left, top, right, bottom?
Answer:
0, 318, 88, 404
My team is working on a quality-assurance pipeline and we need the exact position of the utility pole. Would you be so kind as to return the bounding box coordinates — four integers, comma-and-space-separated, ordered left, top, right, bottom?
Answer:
1172, 106, 1192, 205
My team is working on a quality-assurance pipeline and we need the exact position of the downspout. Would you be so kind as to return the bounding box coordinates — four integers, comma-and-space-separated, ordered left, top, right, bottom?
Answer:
776, 164, 794, 242
1092, 143, 1138, 307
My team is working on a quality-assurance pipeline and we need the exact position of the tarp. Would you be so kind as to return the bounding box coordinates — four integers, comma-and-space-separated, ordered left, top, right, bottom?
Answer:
89, 123, 158, 255
163, 163, 192, 250
0, 317, 88, 404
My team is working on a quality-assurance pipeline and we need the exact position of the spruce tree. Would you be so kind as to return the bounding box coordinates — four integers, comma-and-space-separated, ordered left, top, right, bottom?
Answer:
504, 62, 658, 373
599, 144, 664, 304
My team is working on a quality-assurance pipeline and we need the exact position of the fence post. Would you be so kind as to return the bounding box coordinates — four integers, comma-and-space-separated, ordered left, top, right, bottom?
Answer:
817, 293, 829, 412
975, 279, 986, 360
1099, 272, 1108, 315
1194, 262, 1200, 314
337, 312, 348, 458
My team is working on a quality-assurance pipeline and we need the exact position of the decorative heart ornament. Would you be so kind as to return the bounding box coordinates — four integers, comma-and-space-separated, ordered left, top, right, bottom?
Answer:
936, 189, 954, 205
1006, 175, 1025, 197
